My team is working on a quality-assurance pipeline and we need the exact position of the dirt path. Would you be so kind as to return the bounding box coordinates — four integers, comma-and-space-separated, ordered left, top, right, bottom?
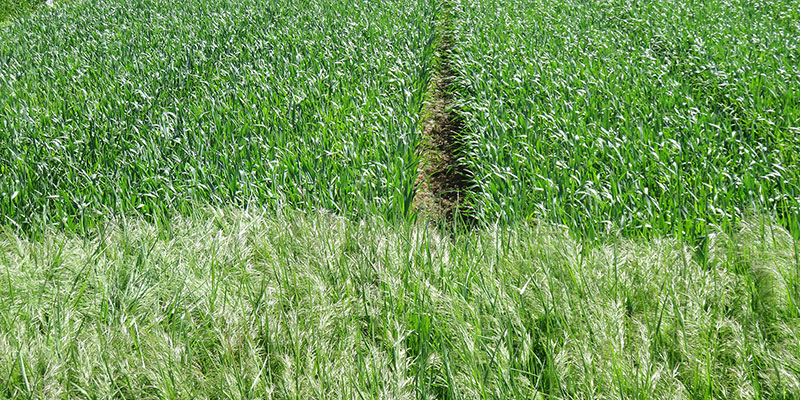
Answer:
413, 8, 475, 226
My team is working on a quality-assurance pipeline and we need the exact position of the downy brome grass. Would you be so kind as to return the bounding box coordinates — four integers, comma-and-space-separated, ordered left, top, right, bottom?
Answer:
0, 210, 798, 398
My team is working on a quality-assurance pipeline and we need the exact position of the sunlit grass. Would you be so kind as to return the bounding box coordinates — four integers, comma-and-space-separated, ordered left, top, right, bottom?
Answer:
0, 0, 435, 233
451, 0, 800, 239
0, 209, 798, 398
1, 0, 799, 397
0, 0, 42, 22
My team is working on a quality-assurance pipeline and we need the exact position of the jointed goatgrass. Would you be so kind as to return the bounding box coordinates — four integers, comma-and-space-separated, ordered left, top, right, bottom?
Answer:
0, 209, 798, 399
0, 0, 435, 232
451, 0, 800, 239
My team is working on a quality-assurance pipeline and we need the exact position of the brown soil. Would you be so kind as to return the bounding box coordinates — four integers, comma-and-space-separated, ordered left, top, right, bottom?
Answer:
413, 43, 475, 226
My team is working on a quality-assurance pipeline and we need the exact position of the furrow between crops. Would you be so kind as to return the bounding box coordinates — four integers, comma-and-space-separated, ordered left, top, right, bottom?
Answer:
413, 1, 475, 227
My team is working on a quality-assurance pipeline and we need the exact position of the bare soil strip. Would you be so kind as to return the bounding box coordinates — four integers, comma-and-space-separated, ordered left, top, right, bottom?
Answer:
413, 19, 475, 226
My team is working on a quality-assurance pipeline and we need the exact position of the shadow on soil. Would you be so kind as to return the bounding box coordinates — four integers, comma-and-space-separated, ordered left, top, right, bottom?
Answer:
413, 29, 477, 230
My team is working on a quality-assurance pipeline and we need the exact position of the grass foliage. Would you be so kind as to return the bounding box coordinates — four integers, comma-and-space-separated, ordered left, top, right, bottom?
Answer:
0, 210, 798, 398
0, 0, 435, 231
0, 0, 42, 22
452, 0, 800, 238
2, 0, 800, 397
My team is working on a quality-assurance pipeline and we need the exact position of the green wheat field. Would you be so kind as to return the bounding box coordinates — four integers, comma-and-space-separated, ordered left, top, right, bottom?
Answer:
1, 0, 799, 398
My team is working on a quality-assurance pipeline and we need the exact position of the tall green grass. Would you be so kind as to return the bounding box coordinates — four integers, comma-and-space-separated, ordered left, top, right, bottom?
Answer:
451, 0, 800, 239
1, 0, 798, 398
0, 0, 435, 232
1, 209, 798, 398
0, 0, 42, 22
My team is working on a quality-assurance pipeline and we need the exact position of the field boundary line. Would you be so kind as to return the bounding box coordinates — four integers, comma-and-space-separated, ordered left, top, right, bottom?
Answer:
413, 0, 476, 229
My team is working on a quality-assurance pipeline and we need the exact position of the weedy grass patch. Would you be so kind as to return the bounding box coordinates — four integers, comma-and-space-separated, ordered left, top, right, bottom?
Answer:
452, 0, 800, 239
0, 210, 798, 398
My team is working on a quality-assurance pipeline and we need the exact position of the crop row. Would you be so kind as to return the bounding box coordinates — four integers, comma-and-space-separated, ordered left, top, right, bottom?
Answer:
452, 0, 800, 238
0, 0, 435, 231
